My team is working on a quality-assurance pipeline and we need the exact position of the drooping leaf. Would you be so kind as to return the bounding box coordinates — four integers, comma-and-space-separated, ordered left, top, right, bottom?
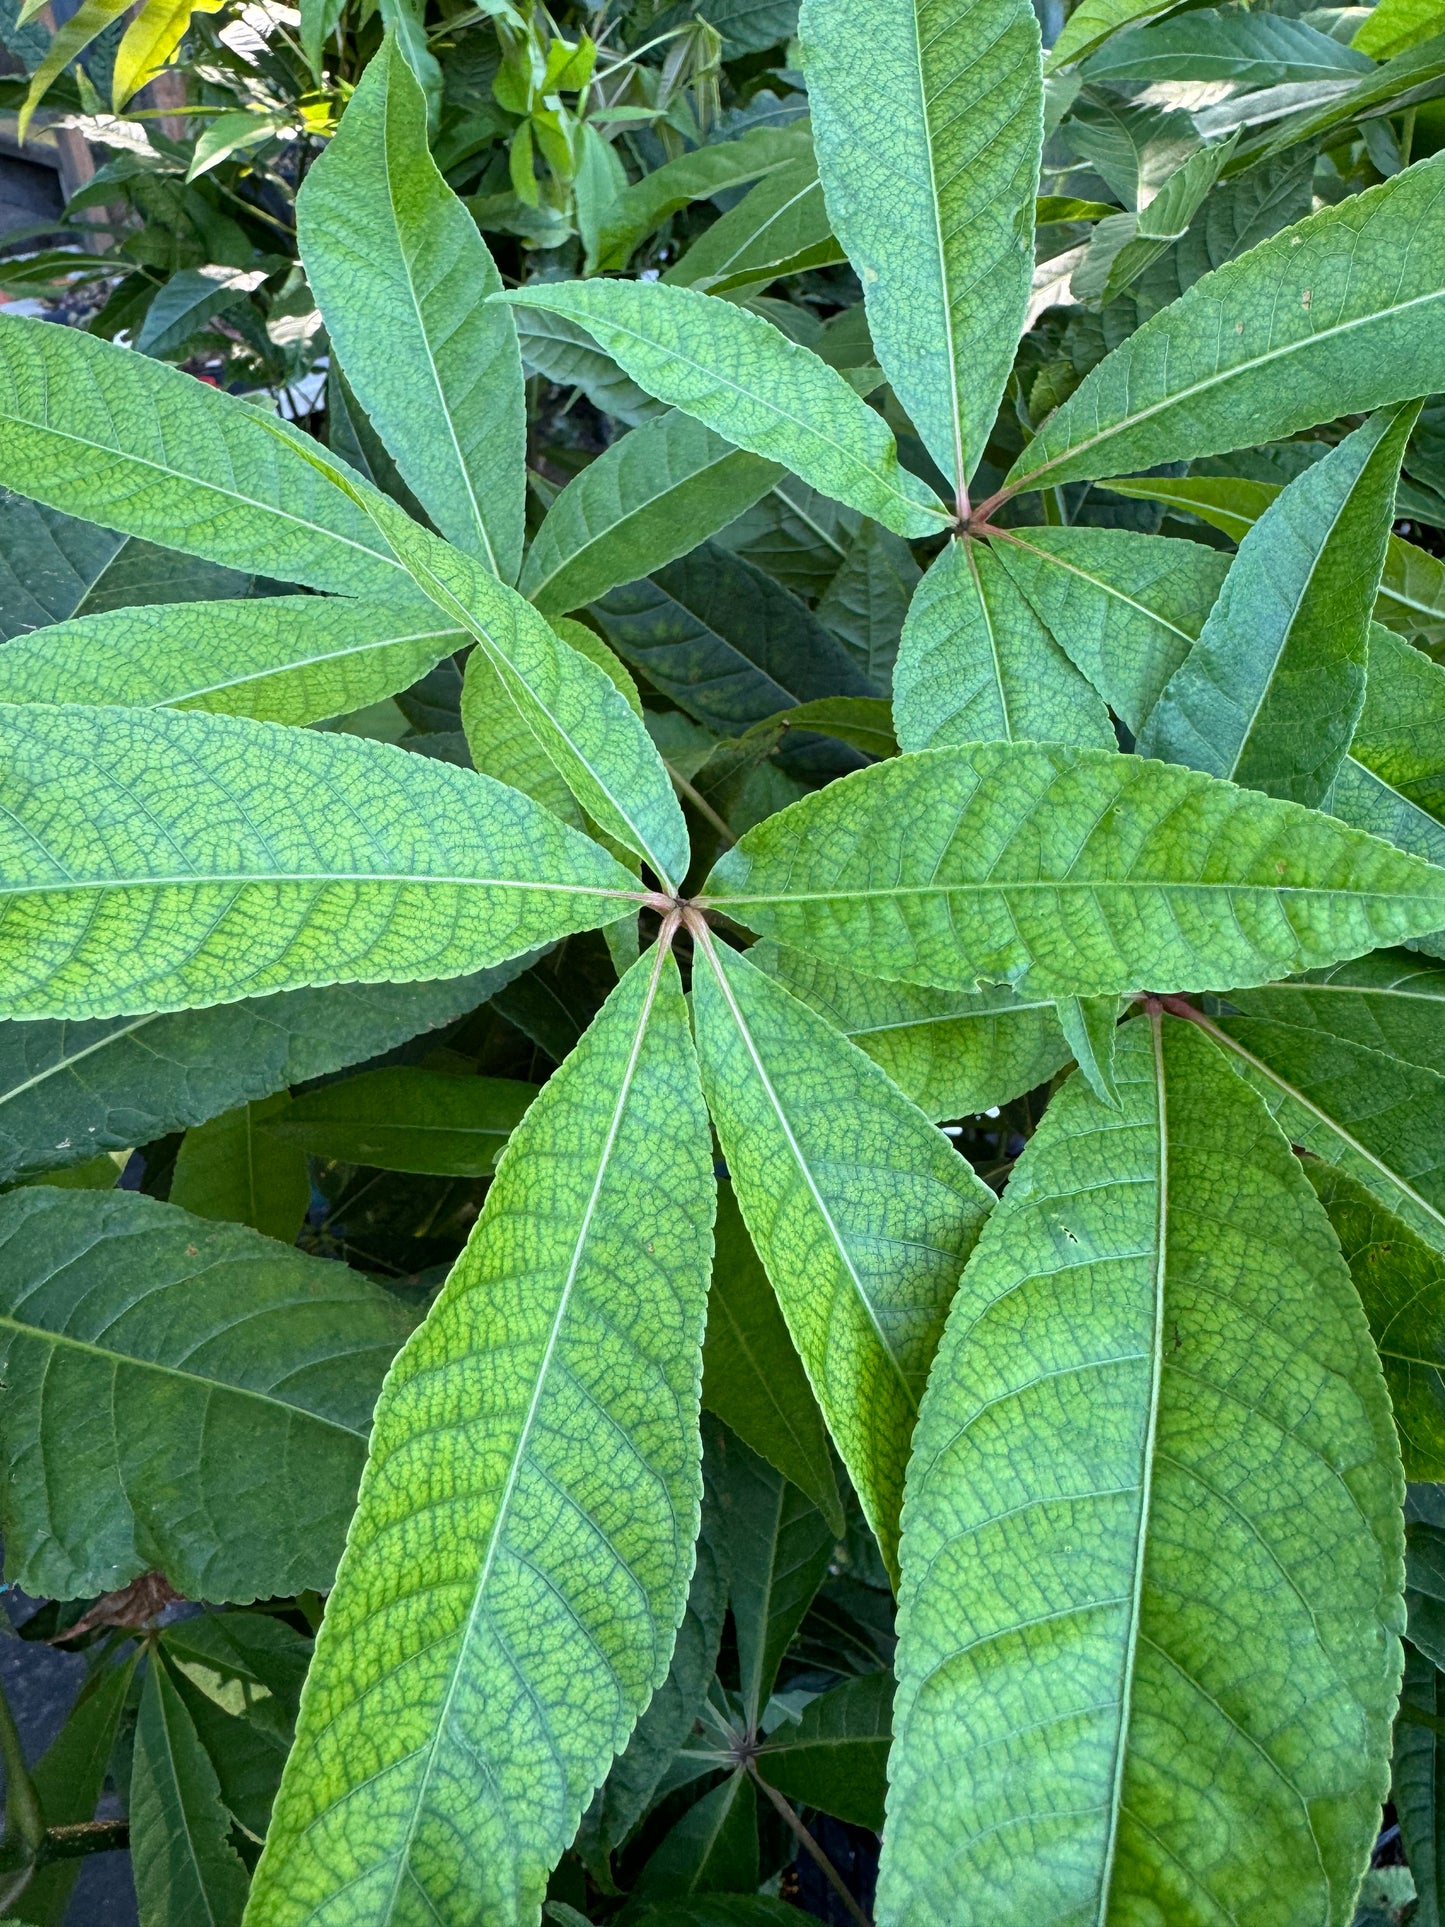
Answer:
993, 524, 1228, 731
496, 283, 953, 539
263, 1066, 537, 1175
247, 947, 714, 1927
880, 1011, 1403, 1925
692, 935, 992, 1575
1304, 1162, 1445, 1481
112, 0, 225, 109
0, 594, 464, 726
800, 0, 1041, 491
1137, 402, 1420, 804
593, 542, 877, 736
0, 969, 517, 1186
170, 1094, 310, 1244
0, 704, 641, 1020
0, 1185, 413, 1601
700, 742, 1445, 997
130, 1658, 249, 1927
0, 316, 409, 600
752, 940, 1071, 1120
664, 161, 841, 296
702, 1181, 842, 1533
133, 266, 269, 361
711, 1421, 837, 1725
518, 412, 781, 618
893, 537, 1114, 753
1061, 94, 1198, 215
590, 122, 814, 272
298, 36, 526, 579
1005, 154, 1445, 496
512, 304, 666, 427
755, 1671, 892, 1829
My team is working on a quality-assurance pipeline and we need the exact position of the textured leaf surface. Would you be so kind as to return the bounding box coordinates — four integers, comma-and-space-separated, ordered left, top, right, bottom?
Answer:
692, 935, 991, 1576
0, 316, 408, 599
1047, 0, 1174, 68
299, 37, 525, 578
519, 412, 781, 618
0, 594, 463, 725
1355, 0, 1445, 58
1006, 155, 1445, 494
994, 525, 1227, 731
702, 1182, 842, 1532
1138, 405, 1418, 804
591, 123, 814, 271
0, 971, 515, 1185
0, 1186, 412, 1601
1325, 623, 1445, 871
131, 1659, 249, 1927
265, 1066, 536, 1175
0, 704, 640, 1020
247, 948, 714, 1927
753, 940, 1071, 1119
756, 1672, 892, 1828
816, 522, 919, 688
893, 538, 1113, 752
665, 161, 839, 295
701, 742, 1445, 997
1085, 9, 1373, 84
799, 0, 1040, 489
498, 283, 952, 539
881, 1012, 1404, 1926
170, 1094, 310, 1243
1306, 1163, 1445, 1481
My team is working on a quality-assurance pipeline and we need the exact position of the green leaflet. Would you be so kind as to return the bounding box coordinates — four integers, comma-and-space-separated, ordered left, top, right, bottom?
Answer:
0, 594, 465, 726
1327, 623, 1445, 869
1070, 137, 1237, 310
1047, 0, 1175, 68
753, 939, 1071, 1119
590, 122, 815, 272
892, 538, 1114, 752
1100, 471, 1445, 648
691, 933, 992, 1577
0, 316, 408, 600
1056, 993, 1123, 1109
264, 1066, 537, 1175
511, 304, 666, 427
881, 1012, 1403, 1925
0, 1186, 413, 1602
1396, 1642, 1445, 1927
781, 696, 898, 761
992, 524, 1229, 731
308, 468, 690, 889
635, 1771, 758, 1900
1239, 34, 1445, 169
700, 742, 1445, 998
1005, 154, 1445, 496
0, 704, 640, 1021
799, 0, 1041, 491
247, 946, 714, 1927
298, 37, 526, 579
1084, 10, 1373, 85
816, 522, 920, 689
702, 1181, 843, 1532
131, 1659, 250, 1927
1202, 953, 1445, 1257
518, 412, 782, 618
755, 1671, 892, 1829
1305, 1163, 1445, 1481
1355, 0, 1445, 58
171, 1094, 310, 1244
664, 161, 841, 296
1137, 403, 1420, 805
496, 283, 953, 540
21, 1650, 139, 1927
721, 474, 861, 600
0, 970, 519, 1185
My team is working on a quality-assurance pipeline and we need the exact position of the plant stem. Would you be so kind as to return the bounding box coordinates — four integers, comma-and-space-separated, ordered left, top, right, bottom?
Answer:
747, 1765, 873, 1927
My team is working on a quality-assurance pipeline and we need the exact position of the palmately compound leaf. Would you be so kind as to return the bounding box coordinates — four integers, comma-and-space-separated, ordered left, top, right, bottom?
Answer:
496, 282, 953, 540
992, 525, 1228, 731
0, 1185, 412, 1602
247, 944, 714, 1927
691, 932, 992, 1577
1137, 404, 1421, 806
0, 315, 410, 600
0, 968, 521, 1186
800, 0, 1040, 494
0, 704, 642, 1020
752, 940, 1072, 1120
0, 594, 464, 726
1005, 153, 1445, 496
298, 35, 526, 580
1304, 1162, 1445, 1481
880, 1011, 1403, 1926
518, 411, 782, 618
700, 742, 1445, 998
893, 537, 1114, 752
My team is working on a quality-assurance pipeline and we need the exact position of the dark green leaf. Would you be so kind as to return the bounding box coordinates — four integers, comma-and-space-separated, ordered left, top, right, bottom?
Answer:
264, 1066, 536, 1175
130, 1659, 248, 1927
755, 1671, 892, 1829
170, 1093, 310, 1243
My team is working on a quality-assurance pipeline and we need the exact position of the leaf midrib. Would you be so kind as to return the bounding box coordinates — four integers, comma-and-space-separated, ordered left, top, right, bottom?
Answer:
0, 871, 638, 900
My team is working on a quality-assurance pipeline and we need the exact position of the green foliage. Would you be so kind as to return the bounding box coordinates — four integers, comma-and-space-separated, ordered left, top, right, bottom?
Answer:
4, 4, 1445, 1921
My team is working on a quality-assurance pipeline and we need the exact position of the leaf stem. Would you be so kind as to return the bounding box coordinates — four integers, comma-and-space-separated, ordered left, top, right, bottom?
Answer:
746, 1764, 874, 1927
